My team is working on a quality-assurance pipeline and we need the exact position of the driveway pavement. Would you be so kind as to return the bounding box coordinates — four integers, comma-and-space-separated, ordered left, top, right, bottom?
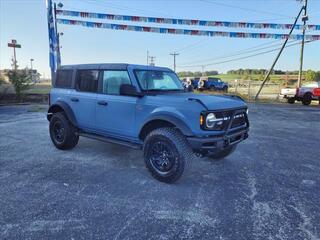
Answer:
0, 103, 319, 240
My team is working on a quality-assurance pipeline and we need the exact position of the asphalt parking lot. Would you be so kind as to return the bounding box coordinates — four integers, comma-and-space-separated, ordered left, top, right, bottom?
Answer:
0, 103, 319, 240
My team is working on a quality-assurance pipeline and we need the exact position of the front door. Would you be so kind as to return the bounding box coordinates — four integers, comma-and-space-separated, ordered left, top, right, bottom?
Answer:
95, 70, 137, 138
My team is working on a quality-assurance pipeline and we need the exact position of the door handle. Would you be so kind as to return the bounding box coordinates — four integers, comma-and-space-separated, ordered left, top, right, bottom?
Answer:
70, 97, 79, 102
97, 100, 108, 106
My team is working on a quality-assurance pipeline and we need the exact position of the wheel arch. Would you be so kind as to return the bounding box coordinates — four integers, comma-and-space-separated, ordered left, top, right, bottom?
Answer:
139, 115, 193, 141
47, 101, 77, 127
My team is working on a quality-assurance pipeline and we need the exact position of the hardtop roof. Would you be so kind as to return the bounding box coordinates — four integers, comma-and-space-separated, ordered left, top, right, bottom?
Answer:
59, 63, 172, 71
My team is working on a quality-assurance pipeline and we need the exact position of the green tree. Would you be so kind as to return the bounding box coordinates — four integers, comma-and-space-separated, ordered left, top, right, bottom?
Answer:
242, 74, 250, 80
316, 71, 320, 81
7, 68, 32, 98
258, 72, 270, 81
305, 70, 317, 82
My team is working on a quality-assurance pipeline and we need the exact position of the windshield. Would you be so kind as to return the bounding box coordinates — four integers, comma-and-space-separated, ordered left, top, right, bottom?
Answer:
135, 70, 184, 91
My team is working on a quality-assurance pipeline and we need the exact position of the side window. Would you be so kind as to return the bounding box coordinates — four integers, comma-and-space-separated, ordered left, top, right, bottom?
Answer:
55, 69, 73, 88
102, 70, 131, 95
76, 70, 99, 93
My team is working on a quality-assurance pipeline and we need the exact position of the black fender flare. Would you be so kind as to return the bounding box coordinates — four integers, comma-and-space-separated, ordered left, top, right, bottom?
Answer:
140, 114, 194, 137
47, 101, 77, 127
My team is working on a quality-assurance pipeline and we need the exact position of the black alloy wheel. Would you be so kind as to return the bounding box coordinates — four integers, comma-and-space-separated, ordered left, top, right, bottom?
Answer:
52, 120, 65, 143
149, 141, 176, 175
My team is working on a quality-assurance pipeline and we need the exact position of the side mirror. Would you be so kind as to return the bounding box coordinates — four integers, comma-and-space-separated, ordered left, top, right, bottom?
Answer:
120, 84, 143, 97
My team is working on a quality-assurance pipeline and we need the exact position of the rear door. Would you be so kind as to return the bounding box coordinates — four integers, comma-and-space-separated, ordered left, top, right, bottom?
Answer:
95, 70, 137, 138
68, 69, 99, 130
51, 69, 73, 104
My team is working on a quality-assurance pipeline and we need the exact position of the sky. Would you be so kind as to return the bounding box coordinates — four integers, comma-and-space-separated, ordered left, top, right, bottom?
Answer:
0, 0, 319, 77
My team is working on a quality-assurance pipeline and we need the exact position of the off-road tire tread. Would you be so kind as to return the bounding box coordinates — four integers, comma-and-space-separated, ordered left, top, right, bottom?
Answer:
49, 112, 79, 150
143, 127, 193, 183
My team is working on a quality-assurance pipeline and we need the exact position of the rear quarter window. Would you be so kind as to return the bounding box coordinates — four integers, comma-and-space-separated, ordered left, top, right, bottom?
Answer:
55, 70, 73, 88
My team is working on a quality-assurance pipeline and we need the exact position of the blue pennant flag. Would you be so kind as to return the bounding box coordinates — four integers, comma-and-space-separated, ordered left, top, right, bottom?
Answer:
47, 0, 58, 73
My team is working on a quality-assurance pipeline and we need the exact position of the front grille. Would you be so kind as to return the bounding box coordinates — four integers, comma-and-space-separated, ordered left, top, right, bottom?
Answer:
231, 113, 246, 128
203, 108, 248, 131
217, 109, 247, 130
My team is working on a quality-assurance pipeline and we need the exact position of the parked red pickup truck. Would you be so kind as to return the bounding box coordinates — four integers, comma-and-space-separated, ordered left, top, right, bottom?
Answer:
280, 82, 320, 105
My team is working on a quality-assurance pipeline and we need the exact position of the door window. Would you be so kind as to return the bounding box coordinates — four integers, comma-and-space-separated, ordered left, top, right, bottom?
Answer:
75, 70, 99, 93
102, 71, 131, 95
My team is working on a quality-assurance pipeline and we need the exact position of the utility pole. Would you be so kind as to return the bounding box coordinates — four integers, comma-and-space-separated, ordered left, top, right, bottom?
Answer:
298, 0, 308, 88
149, 56, 156, 66
170, 52, 179, 72
30, 58, 34, 82
255, 6, 304, 100
201, 65, 205, 76
7, 39, 21, 70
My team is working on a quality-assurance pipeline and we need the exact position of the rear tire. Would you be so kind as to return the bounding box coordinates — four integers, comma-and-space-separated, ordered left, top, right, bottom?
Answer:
302, 93, 312, 106
207, 145, 237, 160
287, 97, 295, 104
143, 128, 193, 183
49, 112, 79, 150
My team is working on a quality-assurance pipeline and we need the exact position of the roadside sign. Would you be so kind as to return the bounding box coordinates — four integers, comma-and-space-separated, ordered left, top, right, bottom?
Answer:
12, 39, 17, 44
8, 43, 21, 48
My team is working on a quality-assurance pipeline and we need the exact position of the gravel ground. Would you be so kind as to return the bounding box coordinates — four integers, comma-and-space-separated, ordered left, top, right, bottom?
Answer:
0, 103, 319, 240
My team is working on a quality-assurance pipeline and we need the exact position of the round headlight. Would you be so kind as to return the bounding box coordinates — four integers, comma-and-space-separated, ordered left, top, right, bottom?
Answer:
206, 113, 216, 128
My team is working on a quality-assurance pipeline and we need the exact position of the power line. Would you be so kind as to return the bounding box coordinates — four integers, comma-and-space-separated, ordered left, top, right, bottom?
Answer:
179, 39, 293, 65
175, 39, 209, 53
81, 0, 174, 18
200, 0, 293, 18
178, 40, 315, 68
178, 28, 317, 66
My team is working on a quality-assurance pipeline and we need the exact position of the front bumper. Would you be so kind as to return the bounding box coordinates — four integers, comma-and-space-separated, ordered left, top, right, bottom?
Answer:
187, 128, 249, 152
187, 108, 249, 153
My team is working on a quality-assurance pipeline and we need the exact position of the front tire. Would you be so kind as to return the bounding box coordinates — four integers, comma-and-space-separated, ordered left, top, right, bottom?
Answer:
143, 128, 193, 183
49, 112, 79, 150
207, 145, 237, 160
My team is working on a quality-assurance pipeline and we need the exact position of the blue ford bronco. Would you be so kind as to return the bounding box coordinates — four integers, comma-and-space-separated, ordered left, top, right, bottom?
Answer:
190, 77, 228, 91
48, 64, 249, 183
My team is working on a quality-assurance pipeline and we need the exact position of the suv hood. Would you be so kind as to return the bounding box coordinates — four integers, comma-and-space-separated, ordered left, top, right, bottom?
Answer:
188, 93, 246, 110
152, 93, 247, 110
